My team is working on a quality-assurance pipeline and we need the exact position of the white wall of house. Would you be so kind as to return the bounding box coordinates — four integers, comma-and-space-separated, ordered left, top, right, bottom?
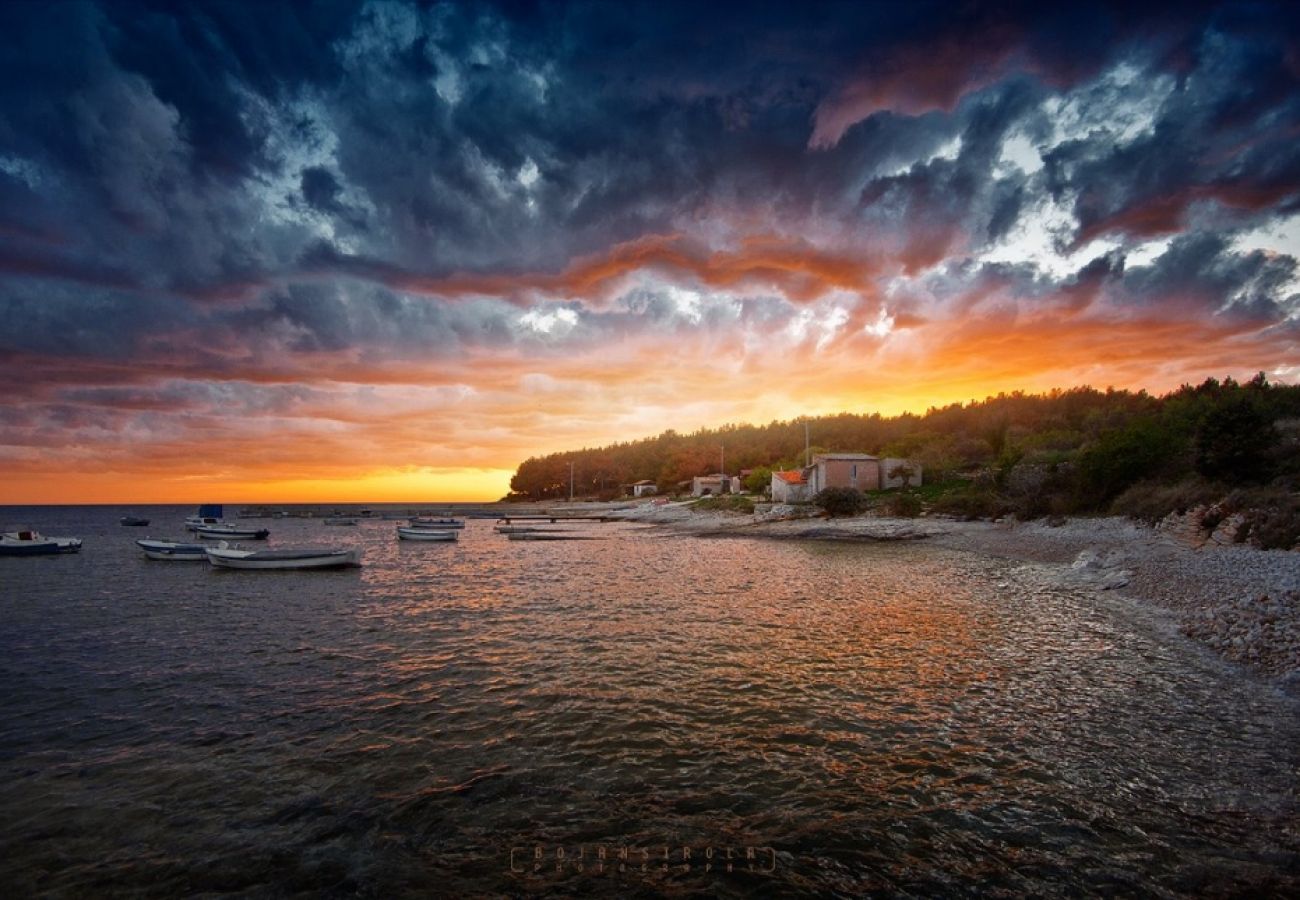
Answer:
770, 473, 809, 503
692, 475, 726, 497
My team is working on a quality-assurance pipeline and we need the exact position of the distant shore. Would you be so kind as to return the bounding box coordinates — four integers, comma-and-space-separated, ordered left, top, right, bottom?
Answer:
596, 499, 1300, 690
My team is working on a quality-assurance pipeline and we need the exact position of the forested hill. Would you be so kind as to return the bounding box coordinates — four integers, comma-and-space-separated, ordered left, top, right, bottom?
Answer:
507, 375, 1300, 516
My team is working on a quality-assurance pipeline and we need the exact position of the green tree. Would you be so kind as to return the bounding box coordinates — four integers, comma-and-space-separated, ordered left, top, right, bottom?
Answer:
744, 467, 772, 494
1195, 396, 1277, 482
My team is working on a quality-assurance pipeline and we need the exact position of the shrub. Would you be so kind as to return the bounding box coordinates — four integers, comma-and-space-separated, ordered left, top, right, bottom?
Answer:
813, 487, 865, 517
882, 491, 923, 517
693, 494, 755, 513
1074, 419, 1180, 509
930, 489, 1012, 520
1110, 480, 1224, 524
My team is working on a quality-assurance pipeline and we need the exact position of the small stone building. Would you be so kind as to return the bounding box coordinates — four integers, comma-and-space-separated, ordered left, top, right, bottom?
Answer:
770, 470, 810, 502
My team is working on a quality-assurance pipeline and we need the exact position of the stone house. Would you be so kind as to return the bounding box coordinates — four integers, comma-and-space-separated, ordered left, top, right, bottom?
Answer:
691, 474, 728, 496
770, 469, 810, 502
801, 453, 924, 495
627, 479, 658, 497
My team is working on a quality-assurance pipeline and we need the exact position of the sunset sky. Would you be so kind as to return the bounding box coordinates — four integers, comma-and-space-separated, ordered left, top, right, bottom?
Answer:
2, 1, 1298, 503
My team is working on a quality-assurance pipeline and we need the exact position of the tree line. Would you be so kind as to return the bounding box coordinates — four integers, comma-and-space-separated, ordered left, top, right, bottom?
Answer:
507, 374, 1300, 534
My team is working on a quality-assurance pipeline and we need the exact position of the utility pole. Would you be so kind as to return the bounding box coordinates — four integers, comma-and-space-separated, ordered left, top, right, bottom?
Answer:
568, 461, 574, 502
804, 419, 810, 467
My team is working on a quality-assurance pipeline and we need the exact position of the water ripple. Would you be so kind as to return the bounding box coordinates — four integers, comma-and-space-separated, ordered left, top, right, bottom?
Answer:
1, 506, 1297, 896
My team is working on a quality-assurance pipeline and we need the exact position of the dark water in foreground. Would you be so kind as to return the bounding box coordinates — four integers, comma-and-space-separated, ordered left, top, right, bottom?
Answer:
1, 505, 1298, 897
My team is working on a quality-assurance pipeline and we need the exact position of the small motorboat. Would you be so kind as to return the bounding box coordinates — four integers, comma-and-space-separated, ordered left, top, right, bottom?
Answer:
119, 516, 151, 527
409, 517, 465, 529
323, 516, 359, 526
194, 523, 270, 540
137, 538, 208, 561
397, 526, 459, 542
204, 542, 361, 570
0, 530, 82, 555
184, 504, 225, 532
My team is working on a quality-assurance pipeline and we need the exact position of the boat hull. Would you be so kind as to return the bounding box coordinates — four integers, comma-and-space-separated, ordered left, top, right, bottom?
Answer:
137, 539, 208, 561
195, 525, 270, 540
205, 545, 361, 569
0, 532, 81, 555
397, 527, 458, 541
505, 532, 598, 541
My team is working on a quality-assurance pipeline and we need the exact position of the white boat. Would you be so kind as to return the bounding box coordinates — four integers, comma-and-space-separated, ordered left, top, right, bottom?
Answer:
204, 542, 361, 570
409, 517, 465, 529
397, 526, 459, 542
324, 516, 359, 526
195, 523, 270, 540
505, 532, 599, 541
185, 504, 225, 532
0, 530, 82, 555
137, 538, 208, 561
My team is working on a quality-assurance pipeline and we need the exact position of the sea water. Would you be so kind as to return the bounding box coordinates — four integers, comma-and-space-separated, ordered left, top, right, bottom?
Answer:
1, 505, 1297, 896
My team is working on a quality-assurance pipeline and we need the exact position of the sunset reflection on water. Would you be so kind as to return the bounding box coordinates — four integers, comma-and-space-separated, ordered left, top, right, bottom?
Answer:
1, 509, 1297, 896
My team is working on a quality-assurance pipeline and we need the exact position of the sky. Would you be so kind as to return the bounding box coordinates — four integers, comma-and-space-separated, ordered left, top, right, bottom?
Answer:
2, 0, 1299, 504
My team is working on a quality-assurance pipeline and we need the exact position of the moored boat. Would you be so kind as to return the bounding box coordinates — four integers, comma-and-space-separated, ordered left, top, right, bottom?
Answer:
185, 504, 226, 532
0, 530, 82, 555
409, 517, 465, 529
397, 526, 458, 541
505, 532, 599, 541
137, 538, 208, 561
120, 515, 151, 527
324, 516, 359, 526
204, 542, 361, 569
195, 523, 270, 540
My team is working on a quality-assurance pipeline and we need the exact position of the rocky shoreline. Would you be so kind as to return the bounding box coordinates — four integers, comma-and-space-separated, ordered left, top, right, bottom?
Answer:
600, 500, 1300, 690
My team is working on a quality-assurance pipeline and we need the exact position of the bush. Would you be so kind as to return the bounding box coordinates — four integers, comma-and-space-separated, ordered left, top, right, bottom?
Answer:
813, 487, 865, 517
1110, 479, 1224, 524
882, 491, 923, 517
930, 489, 1012, 521
1074, 419, 1180, 509
693, 494, 755, 513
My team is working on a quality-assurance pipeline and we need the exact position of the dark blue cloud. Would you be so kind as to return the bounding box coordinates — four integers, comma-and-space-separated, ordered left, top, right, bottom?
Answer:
0, 0, 1296, 358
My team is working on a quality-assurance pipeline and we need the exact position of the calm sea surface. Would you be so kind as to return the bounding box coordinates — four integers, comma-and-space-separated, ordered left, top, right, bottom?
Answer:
1, 505, 1298, 897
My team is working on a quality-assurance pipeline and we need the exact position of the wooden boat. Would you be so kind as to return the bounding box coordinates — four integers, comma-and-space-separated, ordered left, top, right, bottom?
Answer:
0, 530, 82, 555
409, 517, 465, 529
204, 542, 361, 570
505, 532, 599, 541
119, 516, 151, 527
397, 526, 459, 542
136, 538, 208, 561
323, 516, 359, 526
195, 523, 270, 540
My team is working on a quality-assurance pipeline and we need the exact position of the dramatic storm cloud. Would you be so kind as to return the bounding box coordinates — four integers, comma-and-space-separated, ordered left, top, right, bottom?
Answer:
2, 0, 1298, 501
